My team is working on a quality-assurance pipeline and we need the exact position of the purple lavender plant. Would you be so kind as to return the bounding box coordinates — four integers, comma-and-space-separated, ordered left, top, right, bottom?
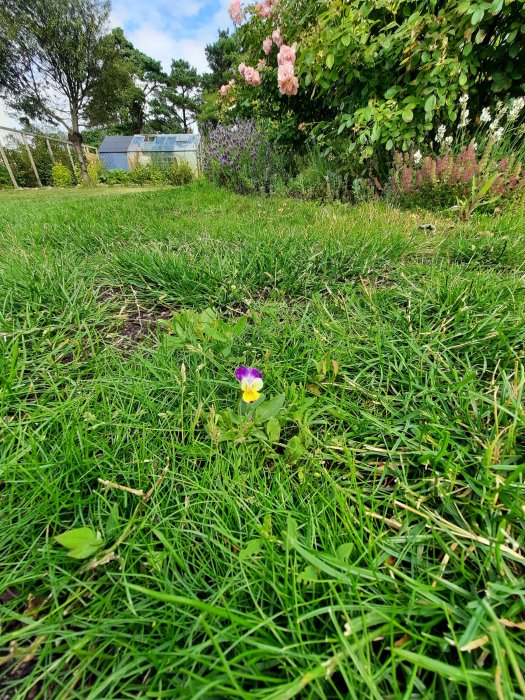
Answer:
201, 120, 285, 194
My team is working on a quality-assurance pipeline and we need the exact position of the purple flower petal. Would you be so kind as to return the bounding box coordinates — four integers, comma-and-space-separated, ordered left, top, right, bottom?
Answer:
235, 366, 262, 382
235, 366, 249, 381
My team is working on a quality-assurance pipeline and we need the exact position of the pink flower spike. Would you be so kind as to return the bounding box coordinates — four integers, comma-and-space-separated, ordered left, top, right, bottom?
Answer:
262, 37, 273, 55
219, 85, 229, 95
238, 62, 247, 76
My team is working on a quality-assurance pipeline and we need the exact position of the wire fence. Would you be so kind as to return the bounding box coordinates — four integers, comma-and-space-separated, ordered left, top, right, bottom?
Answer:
0, 125, 98, 189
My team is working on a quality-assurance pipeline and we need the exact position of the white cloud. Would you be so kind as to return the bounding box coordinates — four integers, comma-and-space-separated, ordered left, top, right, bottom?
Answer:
111, 0, 233, 73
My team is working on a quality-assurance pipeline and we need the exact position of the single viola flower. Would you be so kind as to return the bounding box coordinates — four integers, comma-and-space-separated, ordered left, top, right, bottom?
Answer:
235, 366, 263, 403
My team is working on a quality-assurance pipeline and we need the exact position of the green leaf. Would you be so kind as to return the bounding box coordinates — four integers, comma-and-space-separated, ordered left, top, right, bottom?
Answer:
471, 8, 484, 24
285, 435, 305, 463
239, 538, 262, 561
341, 35, 351, 47
68, 542, 103, 560
463, 43, 473, 56
326, 54, 334, 69
424, 94, 436, 112
255, 394, 285, 423
55, 527, 101, 550
385, 138, 394, 151
297, 565, 319, 583
459, 72, 468, 86
266, 416, 281, 444
232, 316, 247, 337
402, 108, 414, 122
336, 543, 354, 563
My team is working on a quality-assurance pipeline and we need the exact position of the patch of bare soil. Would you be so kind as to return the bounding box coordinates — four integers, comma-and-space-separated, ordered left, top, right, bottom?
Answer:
98, 286, 175, 350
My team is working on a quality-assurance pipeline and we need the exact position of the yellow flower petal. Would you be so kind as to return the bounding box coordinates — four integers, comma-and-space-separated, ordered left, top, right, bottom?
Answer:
242, 388, 261, 403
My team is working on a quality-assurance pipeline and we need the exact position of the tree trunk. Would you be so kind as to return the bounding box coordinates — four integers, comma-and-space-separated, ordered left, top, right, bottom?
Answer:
69, 108, 89, 183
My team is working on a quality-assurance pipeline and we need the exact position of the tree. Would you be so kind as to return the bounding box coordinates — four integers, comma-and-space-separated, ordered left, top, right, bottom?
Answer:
202, 30, 239, 92
0, 0, 112, 181
85, 28, 167, 135
149, 60, 201, 133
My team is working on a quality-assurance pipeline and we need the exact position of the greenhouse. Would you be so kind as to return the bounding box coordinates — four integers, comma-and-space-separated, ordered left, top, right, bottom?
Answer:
99, 133, 200, 173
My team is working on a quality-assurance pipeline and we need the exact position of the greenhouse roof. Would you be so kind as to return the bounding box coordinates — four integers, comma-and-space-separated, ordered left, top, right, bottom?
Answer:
128, 134, 200, 152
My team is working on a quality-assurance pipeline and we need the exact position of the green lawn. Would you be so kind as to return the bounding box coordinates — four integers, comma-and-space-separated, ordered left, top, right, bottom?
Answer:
1, 183, 524, 699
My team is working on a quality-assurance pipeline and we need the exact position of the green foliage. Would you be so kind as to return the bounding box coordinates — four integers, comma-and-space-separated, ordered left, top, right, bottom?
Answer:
148, 59, 201, 133
202, 29, 240, 92
51, 162, 74, 187
222, 0, 525, 170
86, 153, 103, 184
1, 184, 525, 696
55, 527, 103, 559
164, 160, 194, 186
99, 168, 130, 185
287, 149, 350, 201
163, 307, 248, 358
98, 160, 194, 187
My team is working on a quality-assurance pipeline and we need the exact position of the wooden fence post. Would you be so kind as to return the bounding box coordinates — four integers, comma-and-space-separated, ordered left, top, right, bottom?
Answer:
66, 144, 76, 173
46, 138, 55, 163
21, 133, 42, 187
0, 141, 18, 188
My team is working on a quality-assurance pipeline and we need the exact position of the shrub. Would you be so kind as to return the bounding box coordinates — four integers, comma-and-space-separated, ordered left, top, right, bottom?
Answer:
128, 163, 167, 185
51, 163, 74, 187
86, 153, 103, 184
165, 160, 194, 186
99, 169, 130, 185
287, 149, 349, 202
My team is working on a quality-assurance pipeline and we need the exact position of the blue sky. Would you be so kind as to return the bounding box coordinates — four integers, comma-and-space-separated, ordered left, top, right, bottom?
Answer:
110, 0, 232, 73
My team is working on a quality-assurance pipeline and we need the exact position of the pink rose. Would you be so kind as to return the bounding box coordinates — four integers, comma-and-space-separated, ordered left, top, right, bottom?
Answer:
278, 62, 298, 95
278, 43, 296, 66
272, 28, 283, 47
262, 37, 273, 55
228, 0, 243, 24
261, 0, 272, 17
243, 66, 261, 86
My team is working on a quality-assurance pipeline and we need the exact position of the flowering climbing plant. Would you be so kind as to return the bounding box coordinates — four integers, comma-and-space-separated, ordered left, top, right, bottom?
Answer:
214, 0, 525, 163
220, 0, 299, 98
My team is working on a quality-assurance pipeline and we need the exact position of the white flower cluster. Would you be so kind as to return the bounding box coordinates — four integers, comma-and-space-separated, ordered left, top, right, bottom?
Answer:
480, 107, 491, 123
508, 96, 525, 122
413, 150, 422, 165
436, 124, 446, 143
